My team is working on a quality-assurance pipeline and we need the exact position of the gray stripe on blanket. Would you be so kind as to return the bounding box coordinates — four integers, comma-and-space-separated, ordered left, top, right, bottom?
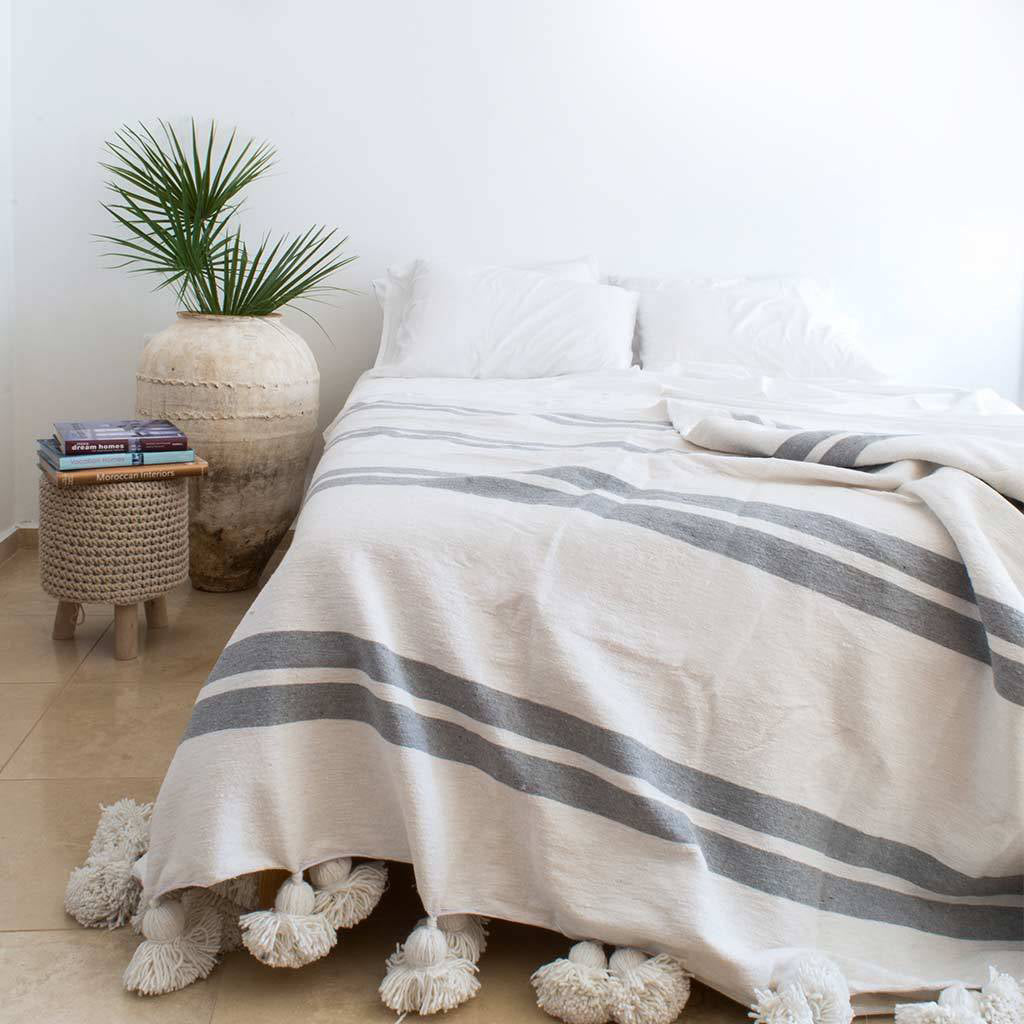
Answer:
773, 430, 839, 460
305, 473, 1024, 704
341, 400, 675, 431
181, 679, 1023, 941
819, 434, 903, 467
527, 465, 975, 604
528, 466, 1024, 659
205, 628, 1024, 900
324, 426, 683, 458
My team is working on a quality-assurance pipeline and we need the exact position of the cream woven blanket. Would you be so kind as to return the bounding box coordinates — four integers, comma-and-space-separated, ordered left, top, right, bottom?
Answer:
138, 371, 1024, 1007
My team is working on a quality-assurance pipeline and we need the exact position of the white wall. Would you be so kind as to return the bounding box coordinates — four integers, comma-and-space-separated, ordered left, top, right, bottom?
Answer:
9, 0, 1024, 524
0, 0, 14, 539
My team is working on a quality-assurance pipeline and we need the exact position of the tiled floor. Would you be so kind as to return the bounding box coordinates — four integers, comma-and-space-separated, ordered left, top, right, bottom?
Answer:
0, 545, 763, 1023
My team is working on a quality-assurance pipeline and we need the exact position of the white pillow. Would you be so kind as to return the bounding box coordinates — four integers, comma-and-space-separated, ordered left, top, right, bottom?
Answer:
373, 256, 598, 368
618, 275, 883, 381
379, 260, 636, 378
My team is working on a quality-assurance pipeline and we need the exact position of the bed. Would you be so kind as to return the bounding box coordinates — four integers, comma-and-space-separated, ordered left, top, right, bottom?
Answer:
133, 365, 1024, 1013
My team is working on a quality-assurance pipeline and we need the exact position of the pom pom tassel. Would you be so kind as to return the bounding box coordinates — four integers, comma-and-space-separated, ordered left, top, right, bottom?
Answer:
939, 985, 986, 1024
979, 967, 1024, 1024
379, 916, 480, 1015
210, 874, 261, 911
895, 968, 1024, 1024
239, 872, 337, 968
205, 874, 261, 952
131, 877, 259, 954
608, 948, 691, 1024
309, 857, 388, 929
64, 798, 152, 929
750, 984, 816, 1024
437, 913, 489, 963
182, 886, 248, 953
531, 940, 613, 1024
750, 954, 852, 1024
123, 897, 222, 996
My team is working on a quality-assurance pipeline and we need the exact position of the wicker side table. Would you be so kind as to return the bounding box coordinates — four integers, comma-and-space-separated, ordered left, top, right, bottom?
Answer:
38, 474, 190, 660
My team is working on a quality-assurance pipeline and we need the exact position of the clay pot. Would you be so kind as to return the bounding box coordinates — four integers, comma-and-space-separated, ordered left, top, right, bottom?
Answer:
136, 313, 319, 591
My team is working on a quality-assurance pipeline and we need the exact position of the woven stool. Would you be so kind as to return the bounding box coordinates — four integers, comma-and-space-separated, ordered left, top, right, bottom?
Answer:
38, 475, 190, 660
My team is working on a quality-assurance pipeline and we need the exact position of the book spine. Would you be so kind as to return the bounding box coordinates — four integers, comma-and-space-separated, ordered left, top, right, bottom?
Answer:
62, 439, 132, 454
47, 450, 139, 470
37, 446, 59, 471
141, 449, 195, 466
51, 462, 208, 487
138, 437, 188, 452
62, 437, 188, 455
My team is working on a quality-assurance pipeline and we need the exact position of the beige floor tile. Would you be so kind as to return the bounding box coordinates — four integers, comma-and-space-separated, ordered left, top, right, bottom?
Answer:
69, 598, 251, 687
0, 613, 109, 684
0, 778, 159, 930
1, 683, 196, 780
0, 683, 60, 766
165, 577, 257, 616
16, 527, 38, 548
0, 928, 221, 1024
0, 548, 47, 610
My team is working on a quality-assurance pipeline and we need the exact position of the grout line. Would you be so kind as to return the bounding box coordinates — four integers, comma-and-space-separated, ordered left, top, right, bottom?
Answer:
0, 777, 167, 783
0, 777, 164, 785
207, 977, 222, 1024
0, 618, 111, 774
63, 619, 114, 685
0, 685, 63, 775
0, 927, 90, 933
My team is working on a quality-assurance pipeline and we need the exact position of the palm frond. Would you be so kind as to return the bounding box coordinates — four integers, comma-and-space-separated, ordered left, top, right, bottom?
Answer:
99, 119, 353, 318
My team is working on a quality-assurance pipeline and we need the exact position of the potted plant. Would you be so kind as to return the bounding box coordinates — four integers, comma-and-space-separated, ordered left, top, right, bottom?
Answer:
100, 121, 355, 591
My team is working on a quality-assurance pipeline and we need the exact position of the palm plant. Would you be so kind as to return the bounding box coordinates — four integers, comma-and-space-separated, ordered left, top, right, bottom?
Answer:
99, 120, 356, 319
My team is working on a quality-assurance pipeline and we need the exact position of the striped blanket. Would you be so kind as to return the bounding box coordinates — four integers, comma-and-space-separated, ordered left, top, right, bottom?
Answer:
139, 370, 1024, 1009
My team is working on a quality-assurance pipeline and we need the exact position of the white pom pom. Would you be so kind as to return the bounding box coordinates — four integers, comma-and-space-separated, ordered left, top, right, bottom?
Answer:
752, 955, 852, 1024
309, 857, 387, 929
751, 985, 816, 1024
779, 955, 852, 1024
979, 967, 1024, 1024
379, 916, 480, 1015
892, 969, 1024, 1024
65, 857, 141, 929
608, 948, 691, 1024
894, 978, 998, 1024
928, 986, 985, 1024
65, 799, 152, 930
122, 898, 222, 996
437, 913, 489, 962
895, 1005, 960, 1024
87, 799, 152, 861
131, 880, 254, 952
239, 873, 337, 968
531, 941, 612, 1024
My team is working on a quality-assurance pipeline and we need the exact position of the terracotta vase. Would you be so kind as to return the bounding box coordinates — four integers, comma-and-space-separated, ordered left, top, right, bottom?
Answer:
135, 313, 320, 592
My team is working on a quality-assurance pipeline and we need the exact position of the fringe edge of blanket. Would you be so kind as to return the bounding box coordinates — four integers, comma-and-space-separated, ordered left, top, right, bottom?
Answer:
62, 799, 1023, 1024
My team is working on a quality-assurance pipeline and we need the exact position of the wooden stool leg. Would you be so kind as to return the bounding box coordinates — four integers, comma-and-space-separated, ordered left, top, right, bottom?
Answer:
144, 595, 169, 630
52, 601, 79, 641
114, 604, 139, 660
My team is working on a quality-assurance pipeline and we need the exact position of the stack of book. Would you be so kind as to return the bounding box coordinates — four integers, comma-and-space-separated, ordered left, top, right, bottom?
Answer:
38, 419, 208, 487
